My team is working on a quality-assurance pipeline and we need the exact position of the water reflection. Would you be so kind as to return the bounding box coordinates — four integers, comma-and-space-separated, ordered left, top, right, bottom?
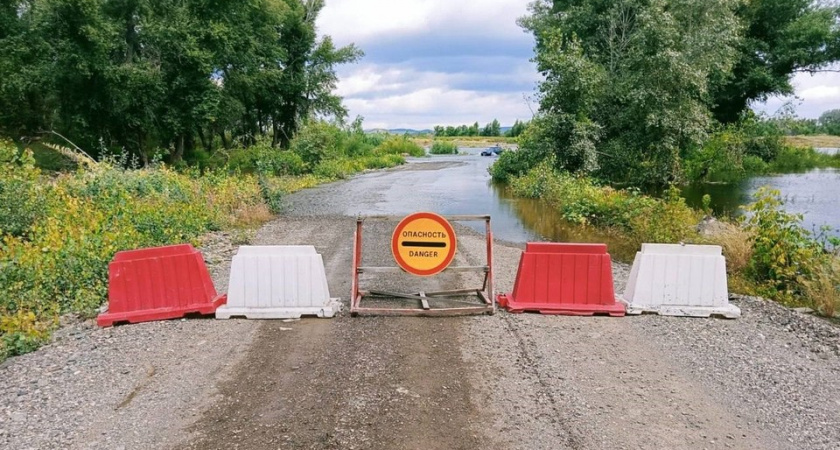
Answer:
492, 184, 641, 261
682, 168, 840, 237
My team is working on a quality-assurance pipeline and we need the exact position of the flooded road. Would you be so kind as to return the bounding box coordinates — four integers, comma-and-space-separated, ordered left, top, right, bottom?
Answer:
286, 145, 839, 259
286, 147, 542, 243
284, 147, 639, 259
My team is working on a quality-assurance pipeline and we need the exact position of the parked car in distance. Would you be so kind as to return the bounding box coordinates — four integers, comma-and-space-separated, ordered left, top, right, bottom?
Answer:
481, 145, 504, 156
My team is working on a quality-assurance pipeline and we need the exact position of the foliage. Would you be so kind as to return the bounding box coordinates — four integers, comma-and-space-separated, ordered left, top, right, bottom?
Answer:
819, 109, 840, 136
520, 0, 742, 186
429, 141, 458, 155
682, 113, 839, 182
374, 136, 425, 157
0, 155, 268, 360
0, 310, 54, 360
505, 120, 528, 138
290, 121, 343, 167
801, 259, 840, 318
433, 120, 503, 137
711, 1, 840, 123
508, 161, 700, 244
769, 146, 840, 172
489, 145, 547, 182
743, 188, 824, 299
0, 141, 45, 236
0, 0, 362, 160
220, 140, 307, 176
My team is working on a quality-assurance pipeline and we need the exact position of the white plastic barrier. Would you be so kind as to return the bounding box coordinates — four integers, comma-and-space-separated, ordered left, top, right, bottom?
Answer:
216, 246, 339, 319
621, 244, 740, 318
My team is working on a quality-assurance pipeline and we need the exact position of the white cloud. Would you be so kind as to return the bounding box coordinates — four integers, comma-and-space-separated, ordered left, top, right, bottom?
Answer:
320, 0, 838, 128
333, 59, 539, 128
346, 88, 535, 130
318, 0, 530, 45
752, 72, 840, 119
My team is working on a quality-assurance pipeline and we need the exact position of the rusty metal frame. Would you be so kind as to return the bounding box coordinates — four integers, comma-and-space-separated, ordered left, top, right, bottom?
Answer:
351, 215, 494, 316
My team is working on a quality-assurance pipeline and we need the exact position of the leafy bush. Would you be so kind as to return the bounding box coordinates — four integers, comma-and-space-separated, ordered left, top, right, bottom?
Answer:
801, 260, 840, 317
221, 141, 307, 176
313, 155, 405, 180
0, 141, 45, 237
769, 146, 840, 172
685, 128, 749, 182
429, 141, 458, 155
508, 161, 699, 244
374, 136, 425, 157
291, 121, 343, 167
489, 147, 544, 182
0, 161, 268, 360
743, 188, 824, 299
1, 311, 54, 359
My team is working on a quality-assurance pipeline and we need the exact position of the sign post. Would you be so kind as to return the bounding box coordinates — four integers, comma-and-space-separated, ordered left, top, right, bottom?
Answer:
351, 213, 494, 316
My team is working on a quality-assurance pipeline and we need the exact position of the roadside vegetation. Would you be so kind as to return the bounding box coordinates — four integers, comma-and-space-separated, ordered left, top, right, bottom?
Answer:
413, 136, 517, 148
429, 141, 459, 155
0, 0, 421, 360
492, 0, 840, 318
0, 118, 409, 361
431, 119, 527, 138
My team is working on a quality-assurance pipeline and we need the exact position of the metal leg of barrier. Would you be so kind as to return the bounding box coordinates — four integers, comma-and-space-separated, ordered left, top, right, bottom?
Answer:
350, 215, 495, 317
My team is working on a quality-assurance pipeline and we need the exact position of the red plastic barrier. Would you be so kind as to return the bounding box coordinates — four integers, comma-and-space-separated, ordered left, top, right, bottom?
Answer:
97, 244, 226, 327
497, 243, 625, 316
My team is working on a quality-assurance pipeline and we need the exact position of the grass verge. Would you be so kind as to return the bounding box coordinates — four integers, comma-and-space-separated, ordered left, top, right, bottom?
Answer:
0, 140, 405, 361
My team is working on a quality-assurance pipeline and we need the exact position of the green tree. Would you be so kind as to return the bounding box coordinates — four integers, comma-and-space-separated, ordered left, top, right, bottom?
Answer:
0, 0, 361, 162
711, 1, 840, 123
819, 109, 840, 136
505, 119, 528, 137
520, 0, 741, 185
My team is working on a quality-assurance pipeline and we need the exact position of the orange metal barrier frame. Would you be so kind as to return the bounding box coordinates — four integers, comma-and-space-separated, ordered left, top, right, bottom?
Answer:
351, 215, 495, 316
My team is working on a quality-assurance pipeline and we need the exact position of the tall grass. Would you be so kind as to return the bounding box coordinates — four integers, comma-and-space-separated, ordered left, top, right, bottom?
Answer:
508, 160, 700, 246
0, 129, 406, 361
429, 141, 458, 155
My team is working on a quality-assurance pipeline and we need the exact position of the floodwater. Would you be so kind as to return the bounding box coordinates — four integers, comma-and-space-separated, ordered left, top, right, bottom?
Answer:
290, 146, 638, 260
290, 146, 839, 261
682, 148, 840, 237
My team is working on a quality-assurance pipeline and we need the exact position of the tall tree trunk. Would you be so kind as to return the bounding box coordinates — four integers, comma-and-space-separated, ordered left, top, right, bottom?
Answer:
199, 127, 210, 152
174, 135, 184, 162
272, 121, 281, 147
220, 130, 230, 149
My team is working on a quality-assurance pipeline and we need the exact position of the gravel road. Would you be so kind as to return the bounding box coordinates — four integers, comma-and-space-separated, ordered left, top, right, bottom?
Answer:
1, 159, 839, 449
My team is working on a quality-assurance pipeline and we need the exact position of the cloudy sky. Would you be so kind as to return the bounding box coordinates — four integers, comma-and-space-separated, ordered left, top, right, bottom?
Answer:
317, 0, 839, 130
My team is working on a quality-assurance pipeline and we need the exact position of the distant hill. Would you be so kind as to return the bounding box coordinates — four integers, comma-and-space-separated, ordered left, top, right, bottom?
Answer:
365, 128, 433, 135
366, 126, 514, 135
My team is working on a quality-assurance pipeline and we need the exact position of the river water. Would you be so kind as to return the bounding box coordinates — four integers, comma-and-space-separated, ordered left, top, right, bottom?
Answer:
681, 150, 840, 237
290, 146, 839, 261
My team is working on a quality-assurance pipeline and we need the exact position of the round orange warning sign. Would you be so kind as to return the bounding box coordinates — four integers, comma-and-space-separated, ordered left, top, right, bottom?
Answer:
391, 212, 457, 276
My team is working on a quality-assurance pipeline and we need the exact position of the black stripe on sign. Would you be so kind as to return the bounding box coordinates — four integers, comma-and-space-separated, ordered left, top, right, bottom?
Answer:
402, 241, 447, 248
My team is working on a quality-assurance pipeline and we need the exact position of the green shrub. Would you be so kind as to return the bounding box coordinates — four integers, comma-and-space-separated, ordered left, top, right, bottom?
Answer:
0, 140, 44, 237
768, 146, 840, 172
291, 121, 343, 166
0, 162, 268, 360
374, 136, 425, 157
313, 159, 357, 179
685, 128, 748, 182
742, 155, 769, 175
489, 147, 545, 182
743, 187, 824, 299
313, 155, 405, 180
508, 161, 699, 244
221, 141, 307, 176
429, 141, 458, 155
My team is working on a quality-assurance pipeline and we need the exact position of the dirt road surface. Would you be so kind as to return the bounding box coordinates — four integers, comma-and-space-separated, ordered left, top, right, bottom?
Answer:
2, 160, 839, 450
